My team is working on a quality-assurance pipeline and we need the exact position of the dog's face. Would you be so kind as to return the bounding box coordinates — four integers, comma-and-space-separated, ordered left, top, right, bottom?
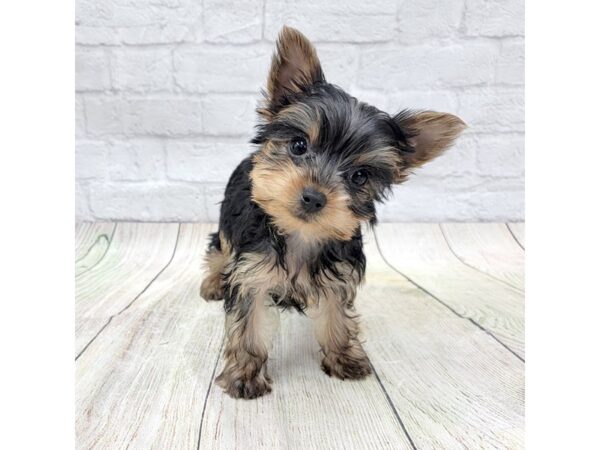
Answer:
250, 27, 466, 242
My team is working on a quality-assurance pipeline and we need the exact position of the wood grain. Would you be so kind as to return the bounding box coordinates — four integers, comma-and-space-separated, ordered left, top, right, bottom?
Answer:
375, 223, 525, 359
360, 229, 524, 449
440, 223, 524, 290
75, 223, 179, 356
507, 223, 525, 249
75, 223, 116, 275
76, 224, 225, 450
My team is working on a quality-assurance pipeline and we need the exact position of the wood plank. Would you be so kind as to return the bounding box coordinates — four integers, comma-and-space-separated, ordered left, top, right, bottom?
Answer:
200, 314, 414, 450
440, 223, 524, 290
75, 223, 115, 274
75, 223, 179, 356
375, 224, 524, 358
359, 229, 524, 449
507, 223, 525, 249
76, 224, 224, 450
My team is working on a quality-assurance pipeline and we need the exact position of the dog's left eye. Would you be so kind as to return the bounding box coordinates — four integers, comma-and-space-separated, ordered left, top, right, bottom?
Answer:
350, 169, 368, 186
289, 137, 308, 156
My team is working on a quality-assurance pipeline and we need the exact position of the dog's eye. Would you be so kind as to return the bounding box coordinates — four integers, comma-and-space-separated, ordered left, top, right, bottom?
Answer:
289, 137, 308, 156
350, 169, 368, 186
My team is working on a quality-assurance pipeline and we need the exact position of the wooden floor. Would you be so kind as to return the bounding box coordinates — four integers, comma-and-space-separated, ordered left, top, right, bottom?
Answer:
75, 223, 525, 450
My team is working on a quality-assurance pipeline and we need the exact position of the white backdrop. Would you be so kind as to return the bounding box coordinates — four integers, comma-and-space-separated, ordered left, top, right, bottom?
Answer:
75, 0, 524, 222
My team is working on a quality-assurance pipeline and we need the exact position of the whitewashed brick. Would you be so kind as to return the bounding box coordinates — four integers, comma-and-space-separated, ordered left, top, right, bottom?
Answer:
458, 87, 524, 133
76, 48, 111, 91
108, 140, 165, 181
474, 134, 524, 177
166, 142, 251, 182
497, 39, 525, 85
174, 47, 270, 93
76, 141, 107, 179
112, 48, 173, 92
204, 184, 227, 222
76, 26, 120, 45
467, 178, 524, 221
76, 181, 93, 220
85, 97, 126, 136
123, 98, 203, 136
75, 96, 86, 138
388, 90, 459, 115
90, 183, 204, 221
417, 135, 478, 178
348, 89, 389, 112
358, 42, 498, 90
465, 0, 524, 37
203, 0, 263, 43
202, 94, 258, 136
396, 0, 463, 44
317, 45, 360, 90
265, 0, 396, 42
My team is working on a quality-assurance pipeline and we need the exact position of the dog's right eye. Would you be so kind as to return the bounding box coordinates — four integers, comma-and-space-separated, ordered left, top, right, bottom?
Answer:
289, 137, 308, 156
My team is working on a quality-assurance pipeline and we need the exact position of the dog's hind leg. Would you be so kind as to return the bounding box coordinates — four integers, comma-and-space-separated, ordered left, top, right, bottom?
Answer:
200, 231, 230, 301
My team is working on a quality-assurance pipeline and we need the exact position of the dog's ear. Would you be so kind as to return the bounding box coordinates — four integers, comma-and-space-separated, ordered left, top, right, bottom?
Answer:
393, 110, 466, 170
266, 26, 324, 107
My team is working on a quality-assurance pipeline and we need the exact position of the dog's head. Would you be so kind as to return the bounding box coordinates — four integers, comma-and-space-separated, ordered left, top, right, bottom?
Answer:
250, 27, 466, 242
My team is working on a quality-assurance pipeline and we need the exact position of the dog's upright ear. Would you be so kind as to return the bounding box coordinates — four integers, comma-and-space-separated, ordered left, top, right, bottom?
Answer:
393, 110, 466, 171
265, 26, 324, 111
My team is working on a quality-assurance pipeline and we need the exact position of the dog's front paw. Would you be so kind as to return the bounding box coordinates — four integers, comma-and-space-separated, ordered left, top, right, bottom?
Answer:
216, 372, 272, 399
200, 275, 224, 301
321, 349, 372, 380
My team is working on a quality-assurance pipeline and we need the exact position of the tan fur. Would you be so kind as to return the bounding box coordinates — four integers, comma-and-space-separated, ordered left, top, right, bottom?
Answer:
250, 151, 361, 243
200, 233, 231, 301
216, 253, 280, 399
265, 26, 323, 107
397, 111, 467, 169
310, 290, 371, 380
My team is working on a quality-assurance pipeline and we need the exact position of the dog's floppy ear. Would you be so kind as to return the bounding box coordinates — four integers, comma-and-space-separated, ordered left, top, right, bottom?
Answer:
266, 26, 324, 107
394, 110, 466, 169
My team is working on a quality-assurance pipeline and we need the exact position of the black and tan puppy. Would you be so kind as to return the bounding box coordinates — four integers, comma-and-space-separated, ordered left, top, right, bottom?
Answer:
200, 27, 465, 399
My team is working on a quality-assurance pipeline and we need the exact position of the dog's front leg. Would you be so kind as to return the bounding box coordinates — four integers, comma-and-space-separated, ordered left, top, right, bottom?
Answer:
216, 285, 279, 399
312, 290, 372, 380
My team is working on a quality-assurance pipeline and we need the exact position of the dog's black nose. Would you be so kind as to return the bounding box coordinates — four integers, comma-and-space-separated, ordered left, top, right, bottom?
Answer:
300, 188, 327, 214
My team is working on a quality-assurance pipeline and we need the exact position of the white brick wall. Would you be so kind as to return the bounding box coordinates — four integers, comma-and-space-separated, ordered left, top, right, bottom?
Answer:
75, 0, 524, 222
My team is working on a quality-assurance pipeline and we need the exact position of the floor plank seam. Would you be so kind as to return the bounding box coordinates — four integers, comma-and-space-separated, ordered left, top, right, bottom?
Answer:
438, 224, 524, 292
372, 227, 525, 364
196, 335, 226, 450
369, 362, 418, 450
75, 223, 118, 277
505, 223, 525, 250
75, 224, 182, 361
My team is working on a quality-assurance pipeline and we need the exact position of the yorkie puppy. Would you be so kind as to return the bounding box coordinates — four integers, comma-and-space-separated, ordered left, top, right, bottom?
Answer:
200, 26, 465, 399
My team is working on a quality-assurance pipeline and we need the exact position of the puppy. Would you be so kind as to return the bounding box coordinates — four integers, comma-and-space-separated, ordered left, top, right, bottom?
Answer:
200, 26, 465, 399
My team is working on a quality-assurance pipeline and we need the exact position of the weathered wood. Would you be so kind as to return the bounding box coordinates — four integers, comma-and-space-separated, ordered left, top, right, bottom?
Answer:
359, 229, 524, 449
75, 223, 179, 356
375, 223, 524, 358
200, 313, 414, 450
507, 223, 525, 249
440, 223, 524, 290
76, 224, 224, 450
75, 223, 115, 274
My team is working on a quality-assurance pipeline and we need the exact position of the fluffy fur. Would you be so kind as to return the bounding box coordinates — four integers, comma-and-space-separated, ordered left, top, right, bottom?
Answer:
199, 26, 466, 399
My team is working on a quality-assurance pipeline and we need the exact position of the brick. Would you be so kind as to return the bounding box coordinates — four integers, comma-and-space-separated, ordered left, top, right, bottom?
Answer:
202, 94, 259, 136
203, 0, 263, 43
84, 96, 126, 136
467, 178, 524, 221
317, 45, 360, 90
387, 90, 459, 115
358, 42, 498, 90
75, 0, 202, 44
76, 141, 107, 180
457, 87, 524, 133
496, 39, 525, 85
265, 0, 396, 43
166, 141, 251, 182
174, 46, 270, 93
124, 98, 203, 136
108, 140, 165, 181
112, 48, 173, 92
465, 0, 524, 37
75, 96, 86, 138
417, 134, 478, 178
204, 184, 227, 222
89, 183, 204, 221
474, 134, 524, 178
76, 48, 111, 91
75, 181, 92, 220
396, 0, 463, 44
